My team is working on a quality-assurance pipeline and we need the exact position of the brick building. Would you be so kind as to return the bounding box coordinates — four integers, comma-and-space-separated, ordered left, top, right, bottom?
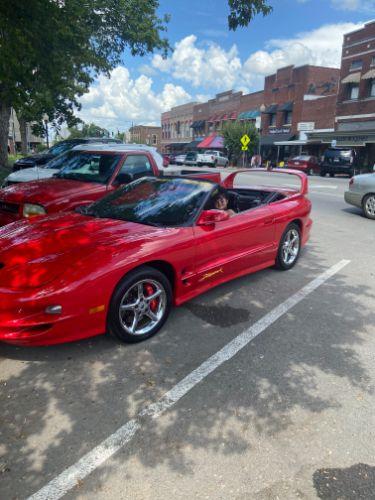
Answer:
161, 102, 196, 153
309, 21, 375, 169
129, 125, 161, 148
260, 64, 340, 161
190, 89, 264, 143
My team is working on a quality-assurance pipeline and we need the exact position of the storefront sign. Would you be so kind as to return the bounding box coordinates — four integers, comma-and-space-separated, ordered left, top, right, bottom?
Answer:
269, 128, 291, 134
298, 122, 315, 132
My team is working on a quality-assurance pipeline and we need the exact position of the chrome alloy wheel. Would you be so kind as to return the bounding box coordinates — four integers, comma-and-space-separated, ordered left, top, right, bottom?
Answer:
282, 228, 300, 265
365, 195, 375, 217
119, 279, 166, 336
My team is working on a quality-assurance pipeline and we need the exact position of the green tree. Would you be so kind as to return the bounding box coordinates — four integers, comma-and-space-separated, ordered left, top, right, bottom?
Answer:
0, 0, 272, 169
222, 120, 259, 165
67, 122, 110, 139
0, 0, 170, 169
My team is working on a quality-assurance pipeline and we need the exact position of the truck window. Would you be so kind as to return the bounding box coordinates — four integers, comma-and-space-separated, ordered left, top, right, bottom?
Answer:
117, 155, 153, 181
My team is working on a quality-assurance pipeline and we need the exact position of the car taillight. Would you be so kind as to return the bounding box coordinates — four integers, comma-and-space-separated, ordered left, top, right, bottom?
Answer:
349, 178, 354, 187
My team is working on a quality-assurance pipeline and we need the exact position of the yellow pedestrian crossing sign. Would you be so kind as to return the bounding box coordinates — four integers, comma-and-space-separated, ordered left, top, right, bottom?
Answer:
241, 134, 250, 151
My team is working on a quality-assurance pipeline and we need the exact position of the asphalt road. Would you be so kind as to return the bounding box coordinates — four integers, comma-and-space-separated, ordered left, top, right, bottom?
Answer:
1, 172, 375, 500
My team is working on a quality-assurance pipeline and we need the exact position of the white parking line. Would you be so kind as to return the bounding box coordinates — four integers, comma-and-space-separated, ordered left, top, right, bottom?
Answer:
28, 259, 350, 500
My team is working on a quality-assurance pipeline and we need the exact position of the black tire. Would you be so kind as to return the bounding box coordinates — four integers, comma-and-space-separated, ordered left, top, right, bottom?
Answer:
363, 193, 375, 220
225, 161, 229, 168
308, 167, 314, 176
197, 162, 202, 167
107, 266, 172, 343
329, 172, 334, 178
275, 223, 301, 271
320, 169, 326, 177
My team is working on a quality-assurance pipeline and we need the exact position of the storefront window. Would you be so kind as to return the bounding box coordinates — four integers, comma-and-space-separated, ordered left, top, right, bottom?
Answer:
284, 111, 292, 125
350, 60, 363, 71
370, 79, 375, 98
269, 114, 276, 126
348, 83, 359, 100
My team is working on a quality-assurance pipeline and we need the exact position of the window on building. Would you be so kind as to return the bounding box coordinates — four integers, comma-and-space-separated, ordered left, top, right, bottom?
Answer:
369, 79, 375, 98
350, 60, 363, 71
269, 113, 276, 126
371, 57, 375, 67
152, 134, 157, 145
284, 111, 292, 125
348, 83, 359, 100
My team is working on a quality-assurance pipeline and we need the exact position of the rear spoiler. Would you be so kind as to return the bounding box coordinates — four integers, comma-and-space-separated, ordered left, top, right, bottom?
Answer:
221, 168, 308, 195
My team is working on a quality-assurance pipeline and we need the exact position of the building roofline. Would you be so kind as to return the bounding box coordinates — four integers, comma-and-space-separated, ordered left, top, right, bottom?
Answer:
343, 20, 375, 37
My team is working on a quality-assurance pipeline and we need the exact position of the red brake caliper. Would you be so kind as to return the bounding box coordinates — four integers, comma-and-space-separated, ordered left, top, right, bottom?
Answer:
145, 284, 157, 312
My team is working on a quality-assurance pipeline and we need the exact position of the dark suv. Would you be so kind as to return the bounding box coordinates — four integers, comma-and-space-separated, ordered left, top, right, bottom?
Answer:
320, 148, 357, 178
13, 137, 122, 172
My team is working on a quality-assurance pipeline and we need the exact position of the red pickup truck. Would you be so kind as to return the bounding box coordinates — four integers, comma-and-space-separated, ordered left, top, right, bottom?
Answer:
0, 145, 219, 227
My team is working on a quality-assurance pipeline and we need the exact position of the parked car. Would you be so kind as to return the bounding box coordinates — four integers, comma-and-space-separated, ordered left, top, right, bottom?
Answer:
3, 144, 164, 187
320, 148, 357, 178
173, 154, 186, 165
12, 137, 122, 172
344, 173, 375, 219
184, 151, 198, 165
197, 150, 229, 167
0, 170, 312, 346
0, 144, 219, 228
287, 155, 320, 176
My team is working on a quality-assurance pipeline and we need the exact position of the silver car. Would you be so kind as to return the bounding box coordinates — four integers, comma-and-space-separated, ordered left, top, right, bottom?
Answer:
344, 173, 375, 219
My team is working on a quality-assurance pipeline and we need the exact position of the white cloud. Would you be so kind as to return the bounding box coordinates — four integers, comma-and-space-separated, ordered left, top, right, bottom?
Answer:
242, 22, 362, 86
152, 35, 242, 89
151, 23, 363, 92
331, 0, 374, 12
78, 66, 191, 130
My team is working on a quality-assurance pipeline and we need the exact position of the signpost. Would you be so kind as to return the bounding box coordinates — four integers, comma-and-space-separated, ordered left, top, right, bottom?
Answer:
241, 134, 250, 151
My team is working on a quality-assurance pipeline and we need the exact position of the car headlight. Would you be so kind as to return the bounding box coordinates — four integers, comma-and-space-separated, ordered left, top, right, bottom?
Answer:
23, 203, 46, 218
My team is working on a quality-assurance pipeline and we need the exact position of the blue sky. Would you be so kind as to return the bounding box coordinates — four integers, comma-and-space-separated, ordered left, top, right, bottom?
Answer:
77, 0, 374, 131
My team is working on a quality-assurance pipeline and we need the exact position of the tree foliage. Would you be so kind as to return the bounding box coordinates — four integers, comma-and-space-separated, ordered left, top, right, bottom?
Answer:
222, 120, 259, 165
228, 0, 273, 30
0, 0, 272, 168
67, 122, 110, 139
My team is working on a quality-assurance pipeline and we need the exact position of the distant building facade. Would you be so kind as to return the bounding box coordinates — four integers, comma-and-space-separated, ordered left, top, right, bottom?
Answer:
8, 109, 43, 154
309, 20, 375, 169
161, 102, 196, 153
129, 125, 161, 148
260, 64, 340, 161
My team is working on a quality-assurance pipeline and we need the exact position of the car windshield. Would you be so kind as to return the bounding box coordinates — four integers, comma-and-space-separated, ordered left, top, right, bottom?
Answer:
47, 141, 83, 156
325, 149, 352, 158
82, 177, 212, 227
56, 151, 122, 184
44, 151, 73, 170
292, 156, 311, 161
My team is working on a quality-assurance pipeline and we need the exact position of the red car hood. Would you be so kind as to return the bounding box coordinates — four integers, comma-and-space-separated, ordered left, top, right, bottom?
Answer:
0, 178, 107, 207
0, 213, 164, 270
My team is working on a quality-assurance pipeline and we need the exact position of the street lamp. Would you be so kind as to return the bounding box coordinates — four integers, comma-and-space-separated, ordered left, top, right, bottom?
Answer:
258, 104, 266, 158
42, 113, 49, 149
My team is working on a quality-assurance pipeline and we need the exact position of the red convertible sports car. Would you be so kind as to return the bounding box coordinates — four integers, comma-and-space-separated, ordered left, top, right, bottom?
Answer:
0, 170, 312, 346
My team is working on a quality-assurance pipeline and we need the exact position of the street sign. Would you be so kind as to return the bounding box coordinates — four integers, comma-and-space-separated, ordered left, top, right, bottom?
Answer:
241, 146, 248, 151
240, 134, 250, 147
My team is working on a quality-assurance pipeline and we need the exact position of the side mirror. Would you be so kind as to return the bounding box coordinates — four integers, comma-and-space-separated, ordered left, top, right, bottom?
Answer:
113, 172, 133, 185
197, 209, 230, 226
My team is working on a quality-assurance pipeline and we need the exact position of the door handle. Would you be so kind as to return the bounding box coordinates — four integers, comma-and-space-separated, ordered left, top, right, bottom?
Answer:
264, 217, 274, 226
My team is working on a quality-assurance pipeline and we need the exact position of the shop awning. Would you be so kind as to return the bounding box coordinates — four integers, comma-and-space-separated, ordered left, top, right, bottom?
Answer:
191, 120, 205, 128
261, 133, 294, 146
279, 101, 293, 112
341, 72, 361, 84
221, 114, 228, 121
238, 109, 260, 120
362, 69, 375, 80
230, 111, 238, 120
264, 104, 278, 114
185, 139, 204, 149
197, 133, 224, 149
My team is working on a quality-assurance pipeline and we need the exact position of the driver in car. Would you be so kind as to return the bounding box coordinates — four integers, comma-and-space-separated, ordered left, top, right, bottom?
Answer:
213, 192, 236, 217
